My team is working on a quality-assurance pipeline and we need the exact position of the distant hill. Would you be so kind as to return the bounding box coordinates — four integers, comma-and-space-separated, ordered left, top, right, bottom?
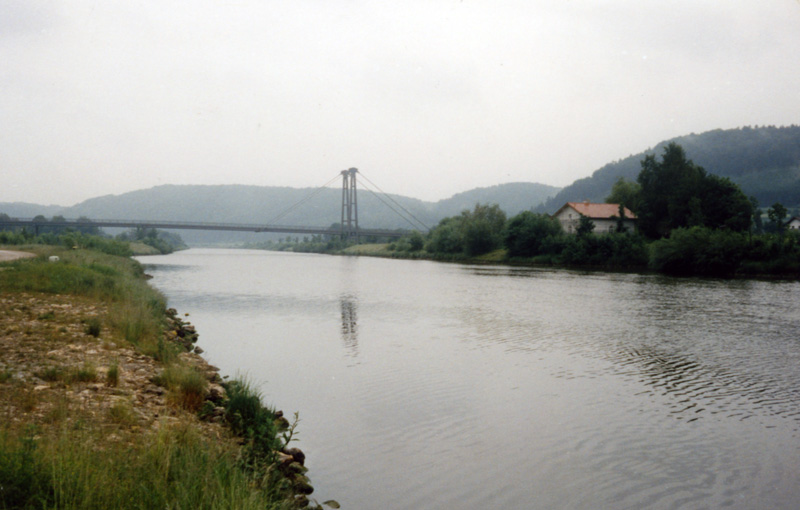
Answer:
432, 182, 560, 218
0, 182, 559, 244
536, 125, 800, 213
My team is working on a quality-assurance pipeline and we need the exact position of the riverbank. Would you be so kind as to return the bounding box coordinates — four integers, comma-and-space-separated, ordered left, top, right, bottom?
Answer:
0, 245, 325, 509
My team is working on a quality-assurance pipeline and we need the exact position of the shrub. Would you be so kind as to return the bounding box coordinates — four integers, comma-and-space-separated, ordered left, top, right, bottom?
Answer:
106, 362, 119, 387
154, 365, 208, 412
223, 379, 281, 465
504, 211, 563, 258
650, 227, 746, 276
84, 317, 102, 337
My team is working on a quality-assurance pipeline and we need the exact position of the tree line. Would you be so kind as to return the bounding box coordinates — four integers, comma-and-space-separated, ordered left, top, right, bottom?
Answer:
0, 215, 187, 256
392, 143, 799, 277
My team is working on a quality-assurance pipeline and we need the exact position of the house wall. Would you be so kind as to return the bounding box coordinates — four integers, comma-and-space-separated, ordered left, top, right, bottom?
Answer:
788, 219, 800, 230
554, 207, 637, 234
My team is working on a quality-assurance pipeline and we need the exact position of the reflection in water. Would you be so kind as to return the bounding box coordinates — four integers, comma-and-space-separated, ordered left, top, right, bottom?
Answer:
340, 295, 358, 356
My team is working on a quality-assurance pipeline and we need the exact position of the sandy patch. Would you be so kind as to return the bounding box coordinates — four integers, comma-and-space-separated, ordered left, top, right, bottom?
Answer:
0, 250, 36, 262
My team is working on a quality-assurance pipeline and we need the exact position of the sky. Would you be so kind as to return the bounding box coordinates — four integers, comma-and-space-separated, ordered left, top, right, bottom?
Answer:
2, 1, 800, 206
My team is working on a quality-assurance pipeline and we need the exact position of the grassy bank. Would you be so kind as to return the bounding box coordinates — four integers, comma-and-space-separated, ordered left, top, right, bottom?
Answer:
0, 245, 325, 509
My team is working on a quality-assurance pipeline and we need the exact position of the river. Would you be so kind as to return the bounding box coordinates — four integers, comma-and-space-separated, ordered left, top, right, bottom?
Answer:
139, 248, 800, 509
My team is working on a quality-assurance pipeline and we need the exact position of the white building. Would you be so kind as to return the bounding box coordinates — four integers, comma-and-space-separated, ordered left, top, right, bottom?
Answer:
553, 201, 637, 234
787, 217, 800, 230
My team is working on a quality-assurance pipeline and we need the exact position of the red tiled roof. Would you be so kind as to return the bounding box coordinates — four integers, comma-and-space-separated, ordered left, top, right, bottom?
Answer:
559, 202, 637, 219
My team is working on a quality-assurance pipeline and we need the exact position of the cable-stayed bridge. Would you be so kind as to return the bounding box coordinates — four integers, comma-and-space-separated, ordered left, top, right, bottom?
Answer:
1, 169, 429, 240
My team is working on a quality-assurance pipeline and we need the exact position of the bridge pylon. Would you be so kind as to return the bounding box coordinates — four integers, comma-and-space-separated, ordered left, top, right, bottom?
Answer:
340, 168, 359, 242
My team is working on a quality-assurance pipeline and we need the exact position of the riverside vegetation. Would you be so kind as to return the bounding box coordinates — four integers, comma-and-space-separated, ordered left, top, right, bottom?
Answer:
0, 241, 337, 509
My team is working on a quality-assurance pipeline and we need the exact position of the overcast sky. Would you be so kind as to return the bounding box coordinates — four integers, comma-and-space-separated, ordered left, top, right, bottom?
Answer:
2, 1, 799, 206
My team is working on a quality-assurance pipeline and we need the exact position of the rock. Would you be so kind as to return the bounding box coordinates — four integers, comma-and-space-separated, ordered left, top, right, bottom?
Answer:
287, 462, 308, 475
292, 475, 314, 495
193, 346, 204, 354
284, 447, 306, 466
276, 451, 295, 467
207, 384, 226, 403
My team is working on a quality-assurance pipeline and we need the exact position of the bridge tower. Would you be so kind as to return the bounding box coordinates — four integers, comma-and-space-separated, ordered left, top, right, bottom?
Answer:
340, 168, 359, 242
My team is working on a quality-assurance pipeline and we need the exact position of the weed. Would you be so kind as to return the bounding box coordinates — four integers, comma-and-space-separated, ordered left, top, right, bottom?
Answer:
107, 400, 137, 427
44, 396, 71, 424
37, 311, 55, 320
70, 362, 98, 383
36, 366, 64, 382
154, 365, 208, 412
84, 317, 101, 337
223, 379, 281, 464
12, 388, 39, 412
106, 362, 119, 387
0, 370, 12, 383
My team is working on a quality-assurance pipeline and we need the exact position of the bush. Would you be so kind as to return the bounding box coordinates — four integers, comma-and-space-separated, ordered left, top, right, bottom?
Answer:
650, 227, 747, 276
223, 379, 281, 466
504, 211, 563, 258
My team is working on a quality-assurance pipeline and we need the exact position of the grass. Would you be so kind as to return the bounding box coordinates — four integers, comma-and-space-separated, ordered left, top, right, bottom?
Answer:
0, 425, 294, 510
106, 400, 137, 427
153, 364, 209, 412
84, 317, 102, 337
106, 362, 119, 387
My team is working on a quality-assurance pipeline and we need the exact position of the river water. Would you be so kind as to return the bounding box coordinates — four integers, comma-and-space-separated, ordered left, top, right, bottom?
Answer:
140, 248, 800, 509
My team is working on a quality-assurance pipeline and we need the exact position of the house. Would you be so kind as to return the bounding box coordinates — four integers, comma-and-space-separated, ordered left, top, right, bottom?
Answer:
553, 201, 637, 234
787, 217, 800, 230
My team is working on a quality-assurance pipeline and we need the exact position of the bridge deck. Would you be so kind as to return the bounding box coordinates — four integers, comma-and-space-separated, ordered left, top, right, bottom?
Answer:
0, 218, 408, 238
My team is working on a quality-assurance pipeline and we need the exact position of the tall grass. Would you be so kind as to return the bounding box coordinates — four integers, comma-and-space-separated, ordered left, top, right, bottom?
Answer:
153, 365, 209, 412
0, 426, 293, 510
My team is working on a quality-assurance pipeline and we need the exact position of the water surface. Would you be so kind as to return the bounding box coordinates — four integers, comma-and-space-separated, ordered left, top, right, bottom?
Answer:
141, 248, 800, 509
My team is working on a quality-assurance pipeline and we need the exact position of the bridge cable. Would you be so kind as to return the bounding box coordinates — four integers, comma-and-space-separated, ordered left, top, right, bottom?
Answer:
358, 182, 429, 233
264, 173, 341, 226
357, 179, 430, 232
358, 172, 431, 232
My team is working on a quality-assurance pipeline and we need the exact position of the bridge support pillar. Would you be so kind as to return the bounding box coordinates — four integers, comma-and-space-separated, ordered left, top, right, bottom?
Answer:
340, 168, 359, 242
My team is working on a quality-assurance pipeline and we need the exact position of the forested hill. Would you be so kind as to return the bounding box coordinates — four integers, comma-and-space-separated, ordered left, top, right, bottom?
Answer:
535, 125, 800, 213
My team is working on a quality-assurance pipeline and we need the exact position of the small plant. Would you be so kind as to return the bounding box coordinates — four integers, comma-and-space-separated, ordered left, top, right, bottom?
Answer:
44, 396, 71, 424
106, 362, 119, 387
36, 366, 64, 382
223, 378, 281, 463
71, 362, 98, 383
281, 411, 301, 448
0, 370, 12, 383
37, 310, 56, 320
154, 365, 208, 412
84, 317, 102, 337
107, 400, 137, 427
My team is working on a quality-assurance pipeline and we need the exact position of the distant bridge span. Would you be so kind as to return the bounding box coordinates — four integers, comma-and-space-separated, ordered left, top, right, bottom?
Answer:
1, 169, 428, 241
0, 218, 409, 238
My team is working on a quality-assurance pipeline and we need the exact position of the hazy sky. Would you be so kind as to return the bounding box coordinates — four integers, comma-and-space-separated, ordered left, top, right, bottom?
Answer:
3, 1, 800, 206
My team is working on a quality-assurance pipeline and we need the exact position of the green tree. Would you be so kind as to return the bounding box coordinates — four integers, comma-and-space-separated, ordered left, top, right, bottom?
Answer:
768, 202, 788, 234
576, 215, 595, 236
503, 211, 563, 258
407, 231, 425, 251
462, 204, 507, 256
605, 177, 641, 212
426, 203, 507, 256
637, 143, 753, 238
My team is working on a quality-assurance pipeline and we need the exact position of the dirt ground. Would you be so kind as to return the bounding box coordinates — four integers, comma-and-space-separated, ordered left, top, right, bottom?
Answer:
0, 250, 36, 262
0, 291, 230, 443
